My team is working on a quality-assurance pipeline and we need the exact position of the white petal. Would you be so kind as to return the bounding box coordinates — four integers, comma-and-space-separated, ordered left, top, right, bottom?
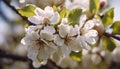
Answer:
27, 47, 38, 61
84, 30, 98, 37
32, 61, 41, 68
68, 39, 81, 51
61, 18, 68, 24
28, 16, 44, 24
38, 48, 49, 60
68, 25, 79, 36
61, 45, 71, 56
83, 20, 95, 30
26, 25, 42, 34
35, 7, 45, 16
85, 37, 96, 45
91, 54, 102, 64
21, 32, 39, 46
50, 12, 60, 24
76, 36, 91, 50
40, 26, 55, 41
41, 26, 55, 34
79, 14, 87, 29
48, 42, 57, 51
44, 6, 54, 18
51, 52, 63, 65
54, 35, 64, 46
59, 25, 68, 38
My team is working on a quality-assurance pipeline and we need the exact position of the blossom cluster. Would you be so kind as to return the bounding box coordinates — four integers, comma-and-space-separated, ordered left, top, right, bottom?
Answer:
21, 5, 102, 67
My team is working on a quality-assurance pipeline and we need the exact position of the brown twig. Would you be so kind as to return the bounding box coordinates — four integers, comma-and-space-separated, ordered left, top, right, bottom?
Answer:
104, 32, 120, 41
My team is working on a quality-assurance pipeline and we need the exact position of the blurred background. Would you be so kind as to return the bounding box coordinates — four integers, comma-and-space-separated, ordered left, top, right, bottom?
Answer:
0, 0, 120, 69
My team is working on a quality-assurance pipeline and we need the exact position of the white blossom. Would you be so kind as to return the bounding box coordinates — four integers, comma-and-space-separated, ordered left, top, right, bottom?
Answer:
76, 15, 98, 50
65, 0, 89, 11
21, 26, 57, 67
54, 18, 81, 57
28, 6, 60, 25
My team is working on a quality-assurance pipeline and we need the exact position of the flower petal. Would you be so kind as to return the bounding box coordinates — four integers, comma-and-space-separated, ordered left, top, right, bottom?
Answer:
54, 35, 64, 46
61, 45, 71, 56
76, 36, 91, 50
35, 7, 45, 16
41, 26, 55, 34
61, 18, 68, 24
84, 30, 98, 37
44, 6, 54, 18
85, 37, 97, 45
50, 12, 60, 24
68, 25, 79, 36
79, 14, 87, 29
83, 20, 95, 30
68, 38, 81, 51
27, 47, 38, 61
59, 25, 69, 38
38, 48, 49, 60
28, 16, 44, 24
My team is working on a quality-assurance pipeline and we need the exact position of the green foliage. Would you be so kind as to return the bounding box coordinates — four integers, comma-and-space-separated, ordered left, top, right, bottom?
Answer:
18, 5, 36, 17
111, 21, 120, 35
53, 5, 57, 11
59, 7, 67, 22
89, 0, 100, 15
102, 36, 116, 52
67, 9, 82, 26
70, 51, 82, 62
102, 8, 114, 27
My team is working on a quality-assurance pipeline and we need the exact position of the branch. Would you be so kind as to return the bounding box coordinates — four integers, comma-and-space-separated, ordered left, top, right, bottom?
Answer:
2, 0, 34, 25
0, 49, 28, 62
104, 32, 120, 41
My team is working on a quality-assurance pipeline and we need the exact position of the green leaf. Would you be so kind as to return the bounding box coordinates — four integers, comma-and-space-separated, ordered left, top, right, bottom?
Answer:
53, 5, 57, 11
102, 8, 114, 27
89, 0, 100, 14
70, 51, 82, 62
102, 36, 116, 52
59, 7, 67, 22
67, 9, 82, 26
18, 5, 36, 17
111, 21, 120, 34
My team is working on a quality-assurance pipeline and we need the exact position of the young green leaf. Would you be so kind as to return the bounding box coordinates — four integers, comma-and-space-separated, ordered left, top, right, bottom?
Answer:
70, 51, 82, 62
102, 36, 116, 52
67, 9, 82, 26
18, 5, 36, 17
102, 8, 114, 27
89, 0, 100, 15
111, 21, 120, 35
59, 7, 67, 22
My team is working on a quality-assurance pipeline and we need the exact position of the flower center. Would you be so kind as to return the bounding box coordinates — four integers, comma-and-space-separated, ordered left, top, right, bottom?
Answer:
64, 35, 72, 46
43, 18, 50, 25
35, 39, 46, 50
